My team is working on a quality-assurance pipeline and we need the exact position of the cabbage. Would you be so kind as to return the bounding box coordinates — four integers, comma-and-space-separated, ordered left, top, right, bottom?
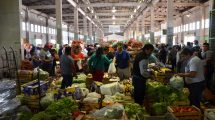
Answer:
170, 76, 184, 90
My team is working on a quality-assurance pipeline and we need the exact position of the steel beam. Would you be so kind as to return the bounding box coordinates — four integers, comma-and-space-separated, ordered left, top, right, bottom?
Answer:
28, 2, 200, 10
29, 4, 71, 9
64, 17, 165, 22
156, 2, 201, 7
78, 2, 145, 7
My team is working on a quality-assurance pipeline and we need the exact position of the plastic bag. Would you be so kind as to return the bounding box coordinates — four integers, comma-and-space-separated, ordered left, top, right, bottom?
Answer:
87, 92, 101, 98
77, 60, 83, 70
83, 97, 99, 104
170, 75, 184, 90
81, 88, 89, 97
0, 79, 16, 92
0, 89, 16, 101
40, 93, 54, 109
108, 62, 116, 74
100, 82, 123, 95
103, 95, 114, 105
92, 103, 124, 119
0, 98, 21, 115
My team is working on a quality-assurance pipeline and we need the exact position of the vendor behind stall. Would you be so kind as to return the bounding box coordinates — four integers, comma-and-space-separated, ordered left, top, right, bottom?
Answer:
39, 44, 53, 74
177, 48, 205, 108
132, 44, 154, 105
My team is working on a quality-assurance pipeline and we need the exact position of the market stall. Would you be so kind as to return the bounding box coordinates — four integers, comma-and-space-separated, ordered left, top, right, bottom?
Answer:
1, 42, 215, 120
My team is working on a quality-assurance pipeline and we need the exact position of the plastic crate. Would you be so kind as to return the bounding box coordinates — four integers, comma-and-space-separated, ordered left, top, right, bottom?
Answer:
21, 80, 49, 97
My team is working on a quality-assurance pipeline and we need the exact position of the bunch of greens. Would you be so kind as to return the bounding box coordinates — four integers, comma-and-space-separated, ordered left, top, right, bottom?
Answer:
146, 82, 173, 102
31, 98, 78, 120
125, 103, 147, 119
73, 74, 86, 83
146, 81, 188, 104
151, 102, 167, 116
146, 81, 189, 116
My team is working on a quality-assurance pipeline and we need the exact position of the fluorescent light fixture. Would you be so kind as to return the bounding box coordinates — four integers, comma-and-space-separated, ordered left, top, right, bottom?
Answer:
113, 22, 115, 25
130, 15, 133, 18
78, 8, 86, 16
87, 7, 90, 10
112, 15, 116, 20
137, 5, 141, 9
95, 15, 97, 19
91, 10, 94, 13
67, 0, 77, 7
20, 11, 24, 15
86, 16, 91, 21
134, 9, 137, 13
112, 7, 116, 13
186, 14, 190, 17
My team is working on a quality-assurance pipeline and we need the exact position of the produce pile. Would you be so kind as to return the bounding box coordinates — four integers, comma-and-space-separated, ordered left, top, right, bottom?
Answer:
170, 106, 198, 113
124, 103, 147, 119
32, 68, 49, 80
73, 74, 87, 83
13, 68, 215, 120
31, 98, 78, 120
145, 81, 189, 115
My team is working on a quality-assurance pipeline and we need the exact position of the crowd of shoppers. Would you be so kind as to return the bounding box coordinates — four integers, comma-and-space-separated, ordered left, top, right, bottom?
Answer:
22, 39, 214, 108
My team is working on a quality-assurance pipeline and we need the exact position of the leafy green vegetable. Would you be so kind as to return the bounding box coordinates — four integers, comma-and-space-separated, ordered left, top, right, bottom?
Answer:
73, 74, 87, 83
146, 81, 188, 105
125, 103, 146, 119
31, 98, 78, 120
18, 112, 33, 120
152, 102, 167, 116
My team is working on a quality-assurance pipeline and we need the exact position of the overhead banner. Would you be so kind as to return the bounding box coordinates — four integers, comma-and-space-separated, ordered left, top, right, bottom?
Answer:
109, 25, 120, 33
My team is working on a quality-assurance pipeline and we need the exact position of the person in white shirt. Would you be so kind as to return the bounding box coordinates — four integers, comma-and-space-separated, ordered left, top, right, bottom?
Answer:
178, 48, 205, 108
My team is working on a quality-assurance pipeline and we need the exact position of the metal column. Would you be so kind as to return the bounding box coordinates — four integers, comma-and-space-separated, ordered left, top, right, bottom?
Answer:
55, 0, 63, 45
88, 19, 93, 44
25, 9, 30, 40
45, 17, 49, 43
180, 16, 184, 44
200, 5, 206, 43
150, 5, 155, 44
166, 0, 174, 46
142, 13, 145, 42
74, 5, 79, 40
83, 13, 88, 42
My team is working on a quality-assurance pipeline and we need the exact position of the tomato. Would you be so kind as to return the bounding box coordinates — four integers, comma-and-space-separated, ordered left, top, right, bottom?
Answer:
72, 111, 81, 118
